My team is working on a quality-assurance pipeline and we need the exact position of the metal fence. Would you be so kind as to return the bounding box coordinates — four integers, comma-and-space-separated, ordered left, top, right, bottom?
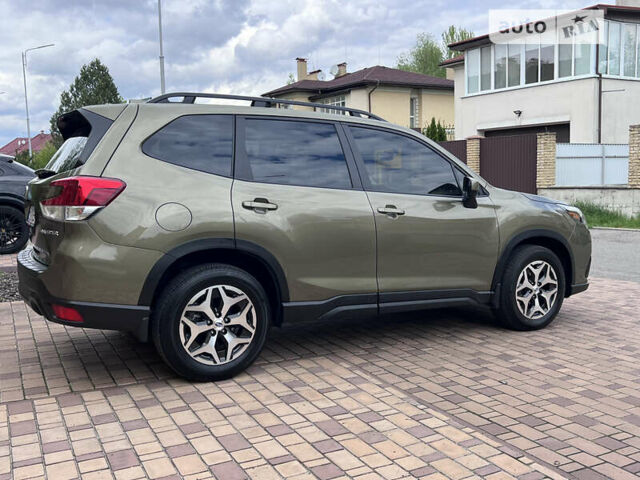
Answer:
438, 140, 467, 164
556, 143, 629, 186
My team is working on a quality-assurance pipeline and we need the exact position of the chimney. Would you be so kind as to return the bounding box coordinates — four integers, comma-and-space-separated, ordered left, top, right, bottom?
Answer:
336, 62, 347, 77
445, 68, 455, 81
296, 57, 308, 81
307, 69, 322, 80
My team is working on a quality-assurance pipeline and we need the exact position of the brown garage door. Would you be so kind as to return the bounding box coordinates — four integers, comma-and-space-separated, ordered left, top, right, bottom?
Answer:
479, 134, 537, 194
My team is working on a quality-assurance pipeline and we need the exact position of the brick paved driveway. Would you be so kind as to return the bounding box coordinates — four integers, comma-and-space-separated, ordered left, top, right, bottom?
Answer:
1, 275, 639, 479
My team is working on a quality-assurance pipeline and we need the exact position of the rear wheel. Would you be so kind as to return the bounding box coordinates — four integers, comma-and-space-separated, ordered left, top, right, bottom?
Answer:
0, 205, 28, 254
152, 264, 270, 381
496, 245, 565, 331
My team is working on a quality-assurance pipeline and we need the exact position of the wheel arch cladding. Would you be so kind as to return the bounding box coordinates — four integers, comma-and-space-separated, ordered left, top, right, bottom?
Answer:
493, 230, 574, 297
139, 238, 289, 325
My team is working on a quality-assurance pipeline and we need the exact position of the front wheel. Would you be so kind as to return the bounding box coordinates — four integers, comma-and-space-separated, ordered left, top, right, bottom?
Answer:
495, 245, 566, 331
151, 264, 270, 381
0, 206, 28, 254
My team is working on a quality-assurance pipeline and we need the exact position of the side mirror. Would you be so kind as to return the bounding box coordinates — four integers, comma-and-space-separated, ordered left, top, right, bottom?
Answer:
462, 176, 480, 209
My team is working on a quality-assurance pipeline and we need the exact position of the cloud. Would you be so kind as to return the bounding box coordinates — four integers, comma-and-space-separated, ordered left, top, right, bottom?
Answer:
0, 0, 579, 147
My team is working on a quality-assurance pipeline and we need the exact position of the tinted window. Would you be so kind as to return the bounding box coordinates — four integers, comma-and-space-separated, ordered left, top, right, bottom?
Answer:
350, 127, 462, 196
244, 119, 351, 189
142, 115, 233, 176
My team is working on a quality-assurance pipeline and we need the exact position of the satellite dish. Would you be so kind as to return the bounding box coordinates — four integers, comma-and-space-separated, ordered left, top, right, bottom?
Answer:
317, 72, 326, 81
329, 64, 339, 76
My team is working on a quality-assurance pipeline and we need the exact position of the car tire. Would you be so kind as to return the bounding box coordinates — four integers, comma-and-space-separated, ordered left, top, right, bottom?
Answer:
151, 263, 270, 381
0, 205, 29, 255
496, 245, 566, 331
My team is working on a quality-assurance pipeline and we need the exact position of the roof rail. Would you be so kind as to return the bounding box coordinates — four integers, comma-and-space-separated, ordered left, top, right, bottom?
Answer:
147, 92, 386, 121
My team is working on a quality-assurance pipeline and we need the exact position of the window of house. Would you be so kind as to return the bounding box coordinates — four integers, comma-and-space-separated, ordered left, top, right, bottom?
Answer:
494, 44, 507, 89
597, 20, 640, 77
574, 37, 592, 76
243, 119, 351, 189
349, 126, 462, 197
466, 49, 479, 94
623, 24, 637, 77
318, 95, 346, 115
608, 21, 622, 75
525, 40, 540, 84
480, 46, 492, 91
599, 21, 609, 74
142, 115, 233, 176
409, 97, 419, 128
508, 44, 521, 87
540, 43, 555, 81
558, 42, 573, 78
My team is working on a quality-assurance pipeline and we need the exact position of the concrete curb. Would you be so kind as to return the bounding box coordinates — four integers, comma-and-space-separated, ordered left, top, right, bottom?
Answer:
590, 226, 640, 232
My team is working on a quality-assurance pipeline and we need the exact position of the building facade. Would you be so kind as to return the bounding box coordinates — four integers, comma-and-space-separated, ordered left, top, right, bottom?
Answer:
263, 59, 454, 132
444, 3, 640, 143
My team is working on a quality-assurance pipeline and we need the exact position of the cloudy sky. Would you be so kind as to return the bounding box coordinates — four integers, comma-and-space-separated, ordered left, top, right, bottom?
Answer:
0, 0, 588, 148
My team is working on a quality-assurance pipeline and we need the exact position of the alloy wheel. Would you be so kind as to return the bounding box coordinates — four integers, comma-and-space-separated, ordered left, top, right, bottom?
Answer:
0, 210, 24, 251
179, 285, 257, 365
515, 260, 558, 320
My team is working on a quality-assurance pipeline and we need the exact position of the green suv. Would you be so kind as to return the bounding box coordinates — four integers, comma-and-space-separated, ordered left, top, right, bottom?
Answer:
18, 93, 591, 381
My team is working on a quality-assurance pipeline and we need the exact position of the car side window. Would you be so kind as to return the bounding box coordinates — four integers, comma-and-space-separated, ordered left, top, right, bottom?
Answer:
142, 115, 233, 176
349, 126, 462, 196
243, 119, 352, 189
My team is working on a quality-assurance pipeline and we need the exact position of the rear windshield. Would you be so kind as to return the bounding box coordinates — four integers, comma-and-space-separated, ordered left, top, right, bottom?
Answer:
45, 137, 88, 173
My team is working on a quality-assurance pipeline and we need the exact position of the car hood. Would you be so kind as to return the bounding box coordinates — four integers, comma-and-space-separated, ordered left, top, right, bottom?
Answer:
521, 192, 566, 206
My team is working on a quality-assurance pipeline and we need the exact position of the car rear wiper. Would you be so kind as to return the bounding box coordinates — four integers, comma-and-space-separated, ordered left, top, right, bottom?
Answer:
34, 169, 57, 179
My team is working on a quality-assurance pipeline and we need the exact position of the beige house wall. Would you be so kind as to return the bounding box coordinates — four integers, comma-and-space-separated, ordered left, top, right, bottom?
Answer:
420, 89, 454, 130
452, 64, 640, 144
367, 87, 411, 127
271, 86, 454, 130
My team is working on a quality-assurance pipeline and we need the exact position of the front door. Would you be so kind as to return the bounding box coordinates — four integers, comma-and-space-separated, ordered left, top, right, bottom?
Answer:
232, 117, 377, 306
346, 125, 499, 301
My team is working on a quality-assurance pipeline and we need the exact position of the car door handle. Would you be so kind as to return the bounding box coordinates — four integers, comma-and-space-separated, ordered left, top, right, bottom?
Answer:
377, 205, 405, 216
242, 198, 278, 212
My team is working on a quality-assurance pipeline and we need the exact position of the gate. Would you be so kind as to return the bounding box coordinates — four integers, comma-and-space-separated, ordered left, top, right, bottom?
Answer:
479, 134, 537, 194
438, 140, 467, 164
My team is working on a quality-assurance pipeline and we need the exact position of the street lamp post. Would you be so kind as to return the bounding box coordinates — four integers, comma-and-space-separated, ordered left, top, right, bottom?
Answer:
157, 0, 166, 94
22, 43, 54, 158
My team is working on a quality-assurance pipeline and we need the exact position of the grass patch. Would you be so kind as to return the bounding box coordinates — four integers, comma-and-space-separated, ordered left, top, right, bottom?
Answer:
574, 201, 640, 229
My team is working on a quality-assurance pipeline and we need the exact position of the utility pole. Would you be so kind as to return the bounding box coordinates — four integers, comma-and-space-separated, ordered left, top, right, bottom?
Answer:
158, 0, 166, 94
22, 44, 54, 158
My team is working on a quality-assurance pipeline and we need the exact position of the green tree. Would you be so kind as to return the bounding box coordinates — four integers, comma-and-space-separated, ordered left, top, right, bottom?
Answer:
441, 25, 475, 59
50, 59, 124, 147
14, 142, 57, 170
397, 33, 445, 78
397, 26, 474, 77
423, 118, 447, 141
286, 73, 296, 84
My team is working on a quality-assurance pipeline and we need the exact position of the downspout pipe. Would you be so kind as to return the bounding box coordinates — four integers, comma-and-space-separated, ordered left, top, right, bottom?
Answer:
596, 11, 603, 144
368, 80, 380, 113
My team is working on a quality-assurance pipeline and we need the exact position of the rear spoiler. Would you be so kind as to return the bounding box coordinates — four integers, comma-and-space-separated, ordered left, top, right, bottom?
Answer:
56, 108, 114, 165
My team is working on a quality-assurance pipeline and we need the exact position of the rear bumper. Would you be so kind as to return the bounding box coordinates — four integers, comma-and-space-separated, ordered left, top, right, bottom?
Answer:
17, 248, 150, 341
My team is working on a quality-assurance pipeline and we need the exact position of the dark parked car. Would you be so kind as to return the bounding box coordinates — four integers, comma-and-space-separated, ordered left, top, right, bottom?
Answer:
0, 154, 35, 254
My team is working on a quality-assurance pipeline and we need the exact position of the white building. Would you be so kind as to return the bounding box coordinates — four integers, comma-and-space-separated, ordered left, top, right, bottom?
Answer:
444, 2, 640, 143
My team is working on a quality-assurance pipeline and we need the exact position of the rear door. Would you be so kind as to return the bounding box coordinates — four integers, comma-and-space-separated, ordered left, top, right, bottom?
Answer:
345, 125, 499, 303
26, 107, 129, 265
232, 117, 377, 307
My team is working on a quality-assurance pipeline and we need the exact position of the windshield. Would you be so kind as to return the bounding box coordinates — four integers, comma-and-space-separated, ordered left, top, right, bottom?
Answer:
45, 137, 88, 173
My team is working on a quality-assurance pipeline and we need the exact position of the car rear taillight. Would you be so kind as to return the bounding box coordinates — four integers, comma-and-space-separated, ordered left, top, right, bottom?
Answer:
40, 176, 126, 221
